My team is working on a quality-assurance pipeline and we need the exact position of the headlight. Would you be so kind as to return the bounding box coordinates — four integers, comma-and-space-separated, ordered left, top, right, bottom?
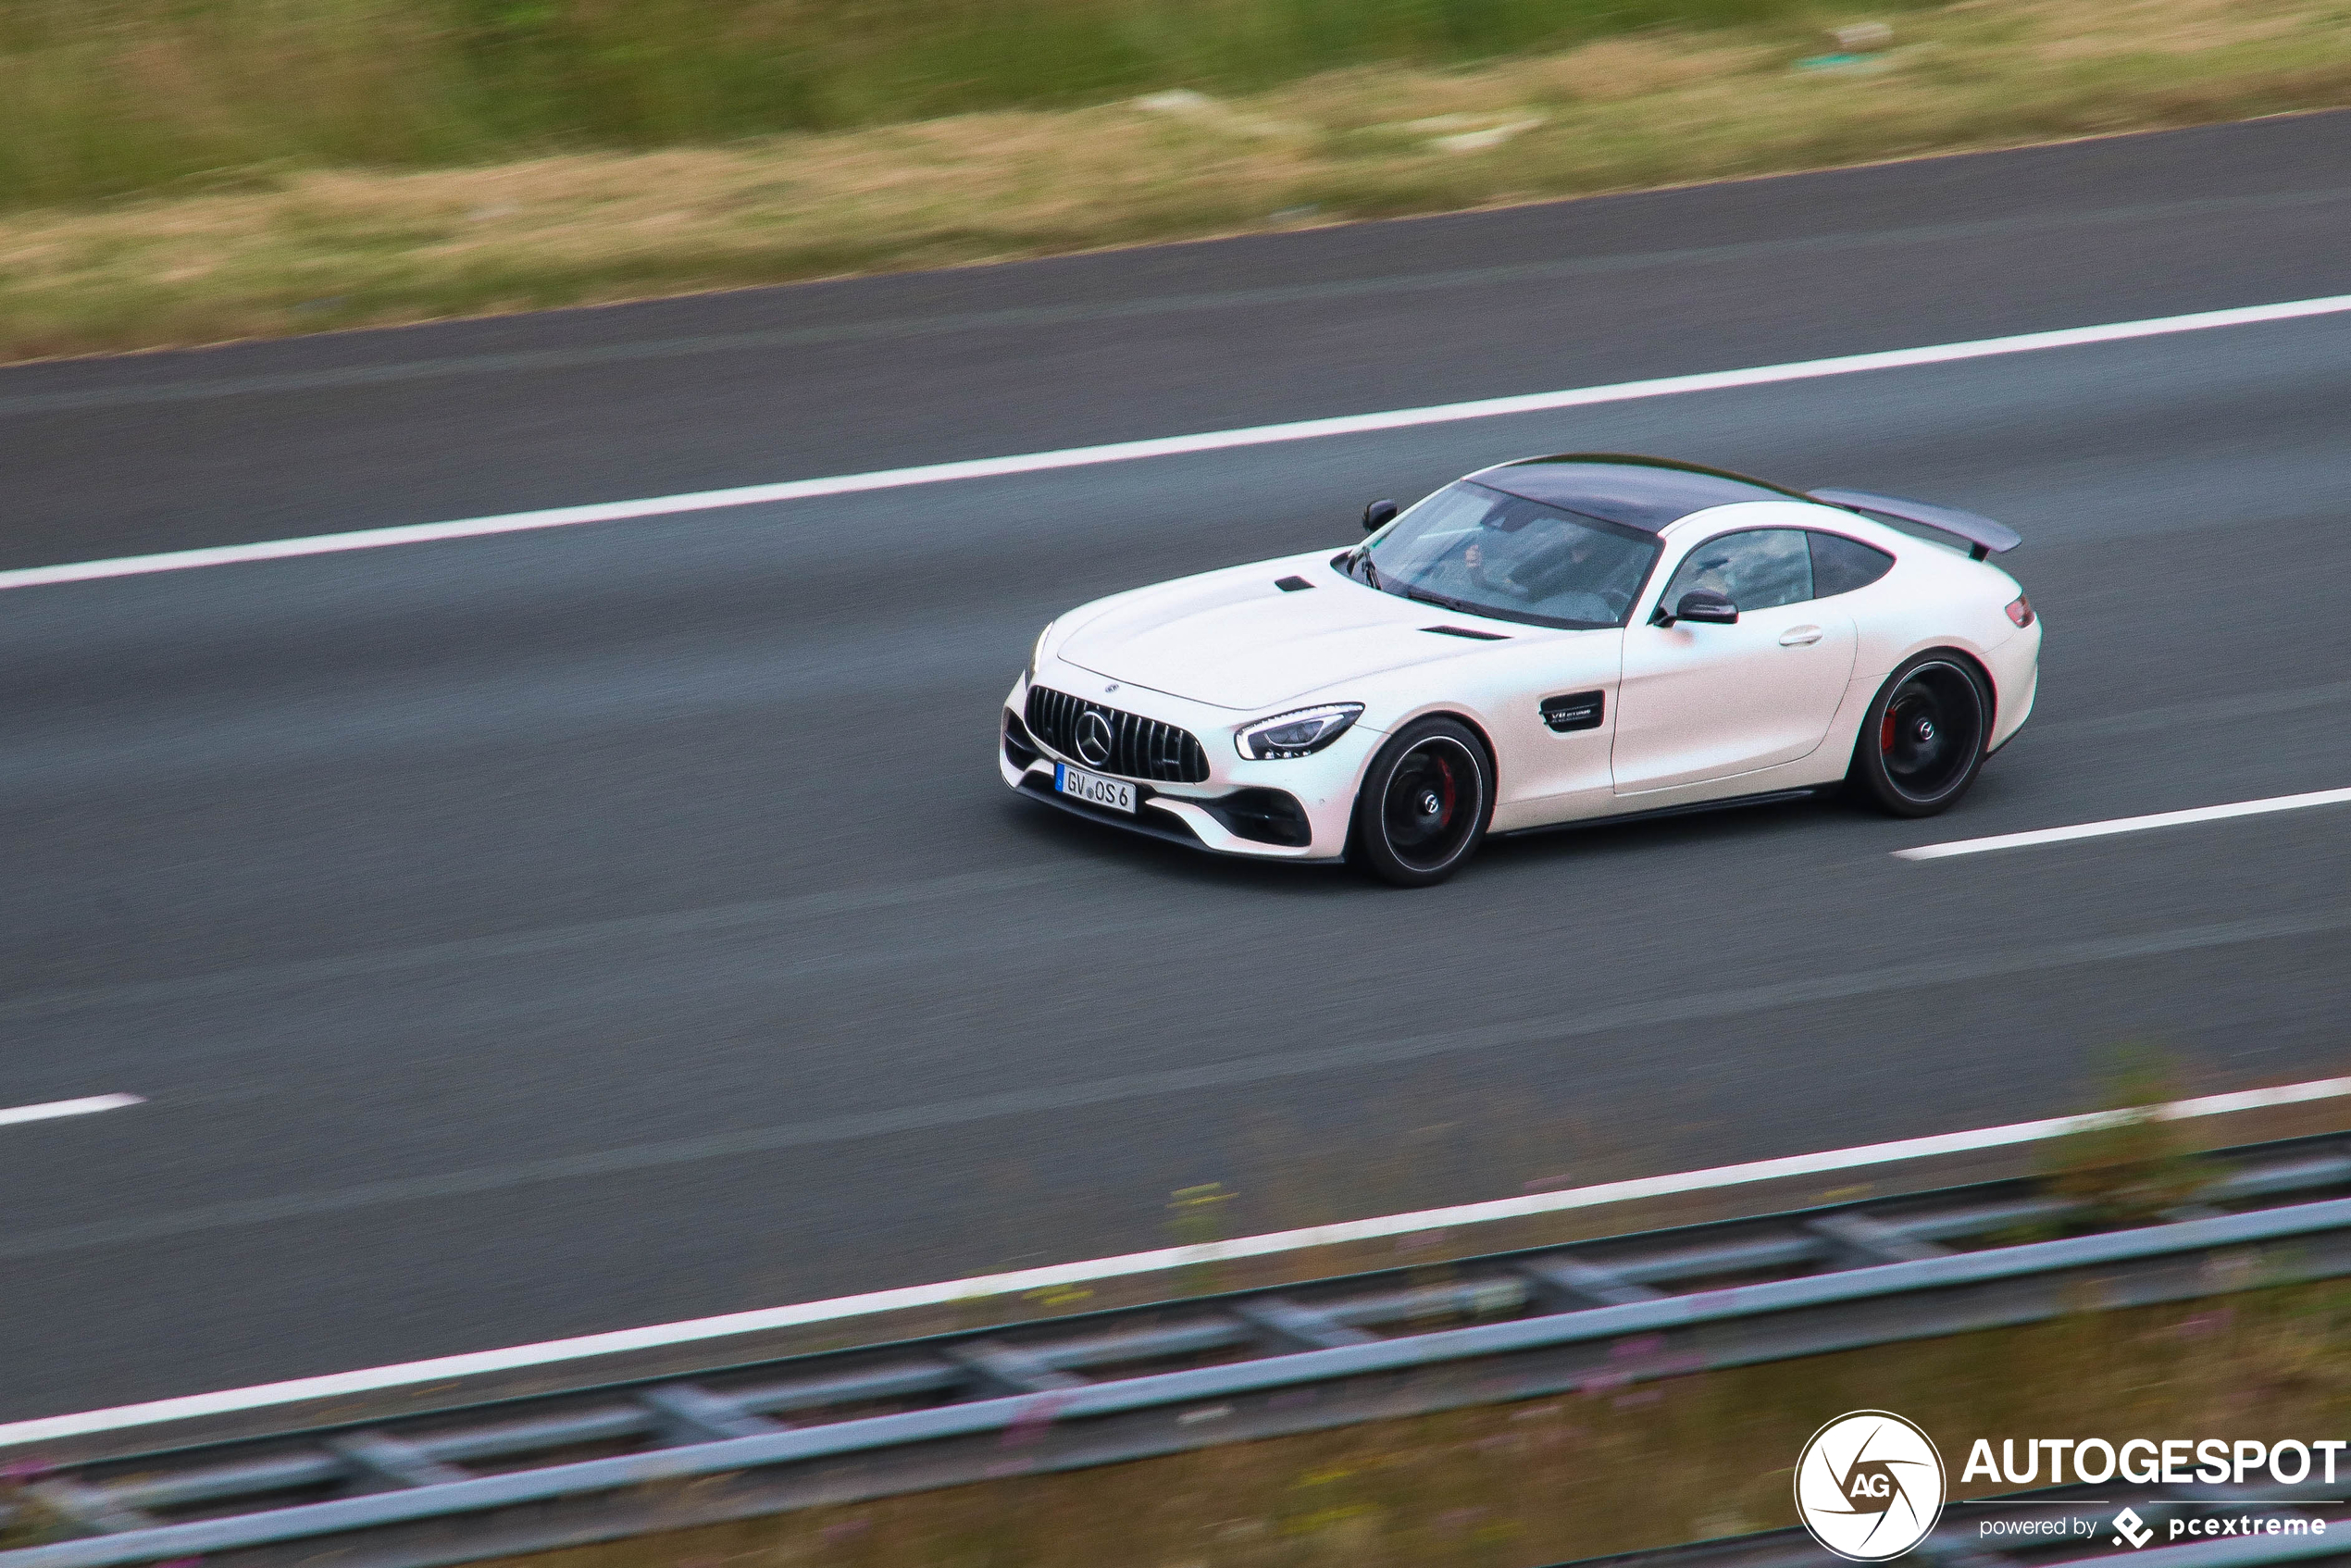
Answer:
1027, 623, 1054, 680
1237, 703, 1363, 760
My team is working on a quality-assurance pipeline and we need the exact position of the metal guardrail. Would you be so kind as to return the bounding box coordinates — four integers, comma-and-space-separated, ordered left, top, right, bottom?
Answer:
4, 1133, 2349, 1568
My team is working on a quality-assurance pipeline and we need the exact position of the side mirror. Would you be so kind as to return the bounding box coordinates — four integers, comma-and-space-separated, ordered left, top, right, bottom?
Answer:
1362, 499, 1399, 533
1657, 589, 1738, 626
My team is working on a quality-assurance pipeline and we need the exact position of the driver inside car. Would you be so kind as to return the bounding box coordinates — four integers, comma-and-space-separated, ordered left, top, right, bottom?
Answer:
1462, 517, 1591, 599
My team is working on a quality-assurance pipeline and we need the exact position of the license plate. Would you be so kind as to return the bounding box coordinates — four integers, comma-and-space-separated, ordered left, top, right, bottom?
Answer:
1055, 762, 1136, 814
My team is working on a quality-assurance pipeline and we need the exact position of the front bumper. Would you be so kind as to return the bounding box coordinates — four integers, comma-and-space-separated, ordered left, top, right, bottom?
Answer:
998, 668, 1372, 862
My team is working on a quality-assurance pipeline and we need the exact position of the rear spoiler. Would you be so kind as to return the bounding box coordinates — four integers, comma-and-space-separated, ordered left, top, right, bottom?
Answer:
1807, 488, 2021, 561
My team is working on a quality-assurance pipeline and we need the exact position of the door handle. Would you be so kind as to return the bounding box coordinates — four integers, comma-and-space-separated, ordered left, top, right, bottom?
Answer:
1779, 626, 1823, 647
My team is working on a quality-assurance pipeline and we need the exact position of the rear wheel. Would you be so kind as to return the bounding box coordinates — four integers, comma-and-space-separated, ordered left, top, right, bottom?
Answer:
1847, 653, 1990, 816
1353, 717, 1492, 886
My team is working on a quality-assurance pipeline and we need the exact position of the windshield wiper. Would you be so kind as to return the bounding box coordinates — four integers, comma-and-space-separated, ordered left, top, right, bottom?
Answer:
1401, 584, 1472, 614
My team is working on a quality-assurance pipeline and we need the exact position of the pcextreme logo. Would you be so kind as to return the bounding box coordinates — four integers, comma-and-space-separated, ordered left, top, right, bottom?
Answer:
1794, 1411, 1947, 1562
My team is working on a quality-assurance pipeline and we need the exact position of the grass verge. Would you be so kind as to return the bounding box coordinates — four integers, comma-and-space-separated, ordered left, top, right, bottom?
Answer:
6, 0, 2351, 364
0, 0, 1892, 208
464, 1278, 2351, 1568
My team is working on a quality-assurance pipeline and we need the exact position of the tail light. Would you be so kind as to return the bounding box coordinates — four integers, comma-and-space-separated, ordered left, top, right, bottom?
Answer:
2005, 594, 2034, 628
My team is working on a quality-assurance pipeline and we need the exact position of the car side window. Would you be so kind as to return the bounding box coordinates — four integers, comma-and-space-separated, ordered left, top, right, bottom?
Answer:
1661, 529, 1812, 613
1808, 531, 1896, 597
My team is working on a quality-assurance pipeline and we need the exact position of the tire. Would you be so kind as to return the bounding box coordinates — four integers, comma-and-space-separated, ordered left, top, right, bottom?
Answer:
1352, 717, 1493, 886
1847, 652, 1991, 817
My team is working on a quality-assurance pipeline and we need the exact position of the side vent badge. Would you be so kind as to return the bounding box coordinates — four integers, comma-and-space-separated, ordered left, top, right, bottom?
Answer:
1540, 691, 1605, 732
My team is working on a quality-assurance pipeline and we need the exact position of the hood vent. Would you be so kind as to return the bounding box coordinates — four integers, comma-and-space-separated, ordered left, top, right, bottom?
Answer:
1424, 625, 1508, 641
1275, 575, 1313, 592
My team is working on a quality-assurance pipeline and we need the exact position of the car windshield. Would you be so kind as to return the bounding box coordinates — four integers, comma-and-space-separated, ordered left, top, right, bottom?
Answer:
1350, 481, 1661, 629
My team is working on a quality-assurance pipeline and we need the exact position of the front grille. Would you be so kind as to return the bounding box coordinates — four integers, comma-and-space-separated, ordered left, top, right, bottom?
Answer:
1025, 686, 1210, 783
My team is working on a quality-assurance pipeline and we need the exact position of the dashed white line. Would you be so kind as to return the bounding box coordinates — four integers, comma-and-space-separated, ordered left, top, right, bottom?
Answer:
1, 1073, 2344, 1449
5, 292, 2351, 593
0, 1094, 143, 1129
1899, 786, 2351, 861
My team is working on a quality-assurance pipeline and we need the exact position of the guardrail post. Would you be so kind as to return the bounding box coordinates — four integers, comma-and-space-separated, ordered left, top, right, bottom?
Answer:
636, 1385, 790, 1443
1515, 1256, 1665, 1308
1231, 1298, 1376, 1350
324, 1434, 469, 1492
1808, 1212, 1952, 1266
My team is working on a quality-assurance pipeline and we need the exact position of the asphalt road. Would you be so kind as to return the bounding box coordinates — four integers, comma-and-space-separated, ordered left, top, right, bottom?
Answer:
5, 114, 2351, 1423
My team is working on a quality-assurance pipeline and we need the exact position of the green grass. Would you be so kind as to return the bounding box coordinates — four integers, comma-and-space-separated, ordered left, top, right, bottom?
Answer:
0, 0, 1899, 209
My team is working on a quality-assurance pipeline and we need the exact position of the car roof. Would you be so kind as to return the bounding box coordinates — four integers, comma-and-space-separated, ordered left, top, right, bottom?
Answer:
1471, 454, 1808, 533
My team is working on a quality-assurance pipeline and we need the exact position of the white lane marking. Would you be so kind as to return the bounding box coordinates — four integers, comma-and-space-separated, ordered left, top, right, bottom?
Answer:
1898, 786, 2351, 861
0, 1094, 143, 1129
3, 1073, 2345, 1449
6, 292, 2351, 593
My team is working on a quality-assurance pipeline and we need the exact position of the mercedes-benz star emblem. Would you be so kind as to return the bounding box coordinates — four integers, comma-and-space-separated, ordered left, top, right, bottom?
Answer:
1076, 709, 1115, 767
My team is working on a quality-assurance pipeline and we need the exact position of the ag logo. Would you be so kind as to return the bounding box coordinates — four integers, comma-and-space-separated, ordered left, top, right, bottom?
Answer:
1794, 1411, 1947, 1561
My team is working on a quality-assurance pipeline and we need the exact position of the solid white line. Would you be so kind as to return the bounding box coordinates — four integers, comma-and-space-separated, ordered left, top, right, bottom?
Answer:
1898, 786, 2351, 861
3, 1074, 2345, 1449
6, 292, 2351, 593
0, 1094, 143, 1129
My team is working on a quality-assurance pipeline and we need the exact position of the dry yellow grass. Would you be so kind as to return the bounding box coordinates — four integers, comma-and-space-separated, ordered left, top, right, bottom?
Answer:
6, 0, 2350, 363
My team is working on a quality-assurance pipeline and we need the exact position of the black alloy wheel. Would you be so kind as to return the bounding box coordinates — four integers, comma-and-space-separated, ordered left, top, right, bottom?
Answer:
1848, 653, 1990, 816
1354, 717, 1493, 886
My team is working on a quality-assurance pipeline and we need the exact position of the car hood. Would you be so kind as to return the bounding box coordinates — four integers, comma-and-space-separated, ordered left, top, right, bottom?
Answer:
1055, 558, 1487, 710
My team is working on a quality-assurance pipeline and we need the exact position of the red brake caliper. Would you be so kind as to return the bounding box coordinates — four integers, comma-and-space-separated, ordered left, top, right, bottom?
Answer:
1881, 707, 1898, 753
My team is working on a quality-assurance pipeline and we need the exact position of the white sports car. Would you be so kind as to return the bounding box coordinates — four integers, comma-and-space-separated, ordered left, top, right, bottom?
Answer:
1001, 454, 2040, 886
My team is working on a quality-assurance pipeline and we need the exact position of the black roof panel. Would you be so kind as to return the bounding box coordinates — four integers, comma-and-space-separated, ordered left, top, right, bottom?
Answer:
1476, 454, 1802, 532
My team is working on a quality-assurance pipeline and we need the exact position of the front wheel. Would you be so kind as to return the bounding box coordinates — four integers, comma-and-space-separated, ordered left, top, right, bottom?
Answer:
1847, 653, 1990, 817
1352, 717, 1493, 887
